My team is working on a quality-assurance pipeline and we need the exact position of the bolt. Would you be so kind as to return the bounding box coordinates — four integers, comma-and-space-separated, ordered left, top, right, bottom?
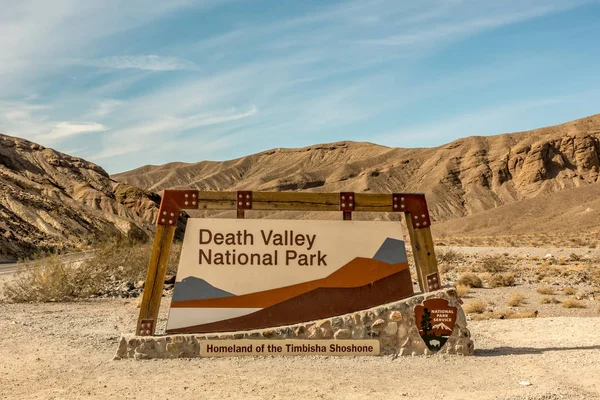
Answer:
246, 202, 250, 206
184, 201, 189, 206
238, 202, 243, 206
169, 220, 173, 224
341, 203, 346, 208
163, 211, 167, 215
192, 201, 196, 205
349, 203, 353, 208
246, 194, 250, 199
349, 196, 353, 200
185, 194, 189, 198
161, 218, 165, 222
394, 204, 398, 209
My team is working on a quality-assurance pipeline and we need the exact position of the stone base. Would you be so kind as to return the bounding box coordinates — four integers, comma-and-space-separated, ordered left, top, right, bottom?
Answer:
116, 287, 474, 360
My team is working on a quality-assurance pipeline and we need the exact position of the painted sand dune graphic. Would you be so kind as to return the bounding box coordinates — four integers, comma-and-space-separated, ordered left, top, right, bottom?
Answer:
168, 266, 413, 333
167, 258, 413, 333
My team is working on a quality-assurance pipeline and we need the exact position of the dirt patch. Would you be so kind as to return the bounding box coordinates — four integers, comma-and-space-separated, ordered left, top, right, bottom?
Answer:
0, 299, 599, 400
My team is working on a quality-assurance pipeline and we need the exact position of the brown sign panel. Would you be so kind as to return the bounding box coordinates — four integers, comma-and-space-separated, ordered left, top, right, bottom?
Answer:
414, 299, 457, 352
166, 219, 414, 333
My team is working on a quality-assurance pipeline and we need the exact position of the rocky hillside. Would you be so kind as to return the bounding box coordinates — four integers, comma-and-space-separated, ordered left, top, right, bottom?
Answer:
0, 134, 160, 261
114, 114, 600, 230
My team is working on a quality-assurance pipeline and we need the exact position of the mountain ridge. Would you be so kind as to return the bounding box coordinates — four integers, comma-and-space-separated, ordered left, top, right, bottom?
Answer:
114, 113, 600, 226
0, 133, 160, 261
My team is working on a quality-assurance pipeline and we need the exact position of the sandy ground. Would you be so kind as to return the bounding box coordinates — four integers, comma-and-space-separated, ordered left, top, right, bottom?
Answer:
0, 298, 599, 400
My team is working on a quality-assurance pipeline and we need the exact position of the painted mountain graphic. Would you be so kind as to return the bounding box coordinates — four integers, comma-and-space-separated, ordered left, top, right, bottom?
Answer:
431, 322, 452, 331
372, 238, 408, 264
172, 276, 235, 302
168, 257, 413, 333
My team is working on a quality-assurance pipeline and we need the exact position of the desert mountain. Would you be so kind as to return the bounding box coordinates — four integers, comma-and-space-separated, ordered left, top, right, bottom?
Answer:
0, 133, 160, 261
114, 114, 600, 234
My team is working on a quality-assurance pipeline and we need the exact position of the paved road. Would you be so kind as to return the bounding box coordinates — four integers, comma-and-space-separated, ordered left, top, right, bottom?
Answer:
0, 261, 22, 276
0, 251, 93, 276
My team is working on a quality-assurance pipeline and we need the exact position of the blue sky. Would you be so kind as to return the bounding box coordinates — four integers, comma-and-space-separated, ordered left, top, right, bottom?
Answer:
1, 0, 600, 174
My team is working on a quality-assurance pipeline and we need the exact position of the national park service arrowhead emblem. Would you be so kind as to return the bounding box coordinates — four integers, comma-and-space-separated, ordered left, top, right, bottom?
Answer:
414, 299, 457, 352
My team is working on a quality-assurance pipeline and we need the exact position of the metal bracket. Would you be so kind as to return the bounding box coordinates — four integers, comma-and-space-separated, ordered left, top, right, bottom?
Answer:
157, 189, 199, 226
392, 193, 431, 229
237, 191, 252, 210
139, 319, 154, 336
426, 272, 441, 291
339, 192, 355, 211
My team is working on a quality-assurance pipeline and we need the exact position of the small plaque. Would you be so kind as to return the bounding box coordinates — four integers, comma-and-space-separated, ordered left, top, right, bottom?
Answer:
414, 299, 457, 352
199, 339, 380, 357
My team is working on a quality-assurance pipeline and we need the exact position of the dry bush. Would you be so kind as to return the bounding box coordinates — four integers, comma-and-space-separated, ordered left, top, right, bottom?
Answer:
562, 287, 577, 295
457, 273, 483, 288
463, 299, 487, 314
562, 299, 586, 309
507, 310, 538, 319
456, 284, 471, 297
489, 272, 516, 288
537, 286, 556, 295
507, 293, 526, 307
480, 255, 508, 273
437, 249, 465, 265
540, 296, 561, 304
2, 240, 183, 303
2, 255, 93, 302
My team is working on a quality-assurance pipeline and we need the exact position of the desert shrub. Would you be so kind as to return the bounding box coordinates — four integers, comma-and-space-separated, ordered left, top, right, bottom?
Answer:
507, 310, 538, 319
456, 284, 470, 297
562, 287, 576, 295
463, 300, 487, 314
2, 240, 183, 303
480, 255, 508, 273
507, 293, 526, 307
457, 273, 483, 288
540, 296, 561, 304
537, 286, 556, 295
3, 255, 97, 302
437, 249, 465, 265
489, 272, 516, 288
562, 299, 586, 309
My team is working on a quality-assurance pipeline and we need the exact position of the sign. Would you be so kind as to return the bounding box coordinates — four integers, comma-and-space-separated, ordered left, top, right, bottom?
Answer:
414, 299, 457, 352
166, 219, 413, 333
200, 340, 380, 357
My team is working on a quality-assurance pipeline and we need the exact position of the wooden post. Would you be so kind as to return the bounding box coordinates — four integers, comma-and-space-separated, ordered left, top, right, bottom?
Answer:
136, 224, 176, 336
405, 217, 439, 293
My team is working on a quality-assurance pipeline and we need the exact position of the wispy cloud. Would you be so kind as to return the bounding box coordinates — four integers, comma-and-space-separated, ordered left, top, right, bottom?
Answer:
1, 0, 596, 173
78, 55, 198, 71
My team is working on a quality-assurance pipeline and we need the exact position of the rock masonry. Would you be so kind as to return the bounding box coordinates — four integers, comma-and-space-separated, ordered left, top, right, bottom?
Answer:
115, 287, 473, 359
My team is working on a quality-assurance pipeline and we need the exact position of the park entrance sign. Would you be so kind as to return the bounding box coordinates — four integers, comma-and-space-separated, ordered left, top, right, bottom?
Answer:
135, 190, 443, 350
166, 219, 413, 333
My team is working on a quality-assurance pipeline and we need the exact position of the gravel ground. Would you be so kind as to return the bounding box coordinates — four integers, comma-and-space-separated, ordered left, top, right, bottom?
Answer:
1, 299, 599, 400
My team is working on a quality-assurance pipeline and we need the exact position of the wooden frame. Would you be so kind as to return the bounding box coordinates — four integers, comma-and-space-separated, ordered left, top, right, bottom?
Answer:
136, 190, 440, 336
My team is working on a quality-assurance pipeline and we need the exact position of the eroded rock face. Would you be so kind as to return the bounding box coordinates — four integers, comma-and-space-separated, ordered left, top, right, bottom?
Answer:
0, 133, 159, 261
113, 114, 600, 225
